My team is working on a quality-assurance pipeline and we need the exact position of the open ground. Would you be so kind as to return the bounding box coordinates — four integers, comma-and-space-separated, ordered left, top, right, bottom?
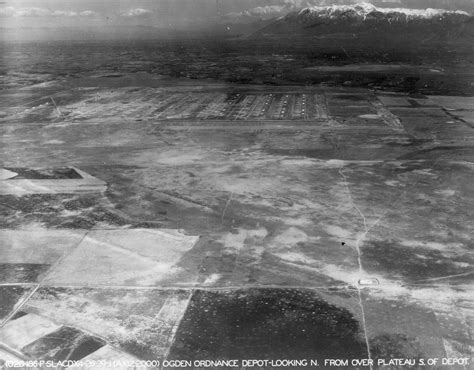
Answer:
0, 72, 473, 368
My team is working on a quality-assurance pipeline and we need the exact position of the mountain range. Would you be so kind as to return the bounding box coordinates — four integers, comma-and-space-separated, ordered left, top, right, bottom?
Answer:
248, 3, 474, 42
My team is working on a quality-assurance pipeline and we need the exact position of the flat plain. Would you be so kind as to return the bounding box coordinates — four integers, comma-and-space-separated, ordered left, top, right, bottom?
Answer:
0, 40, 473, 368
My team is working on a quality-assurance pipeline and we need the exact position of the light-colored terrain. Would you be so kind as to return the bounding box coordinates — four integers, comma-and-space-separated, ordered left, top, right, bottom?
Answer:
0, 77, 473, 367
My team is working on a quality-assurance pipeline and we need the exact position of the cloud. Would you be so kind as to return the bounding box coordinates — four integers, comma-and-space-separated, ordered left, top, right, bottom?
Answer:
121, 8, 153, 17
0, 6, 97, 17
0, 6, 46, 17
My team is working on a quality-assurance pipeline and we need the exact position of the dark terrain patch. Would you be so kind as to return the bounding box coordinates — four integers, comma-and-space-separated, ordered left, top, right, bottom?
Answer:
397, 146, 474, 161
10, 310, 28, 321
0, 194, 130, 229
21, 326, 105, 361
363, 295, 446, 359
362, 241, 472, 283
370, 333, 423, 360
0, 286, 31, 321
168, 289, 367, 363
0, 263, 51, 283
330, 95, 369, 101
266, 148, 338, 159
5, 167, 82, 180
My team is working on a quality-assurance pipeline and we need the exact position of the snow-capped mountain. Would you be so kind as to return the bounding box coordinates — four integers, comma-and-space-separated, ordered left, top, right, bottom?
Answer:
285, 2, 469, 23
252, 2, 473, 40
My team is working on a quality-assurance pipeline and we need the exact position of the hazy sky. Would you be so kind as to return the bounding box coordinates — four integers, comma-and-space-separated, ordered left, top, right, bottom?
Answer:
1, 1, 473, 40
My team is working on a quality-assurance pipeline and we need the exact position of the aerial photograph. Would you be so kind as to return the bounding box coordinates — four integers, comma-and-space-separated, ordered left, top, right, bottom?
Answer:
0, 0, 472, 368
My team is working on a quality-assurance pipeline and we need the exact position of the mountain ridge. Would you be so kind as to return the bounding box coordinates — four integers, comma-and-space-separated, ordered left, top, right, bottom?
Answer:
250, 2, 474, 42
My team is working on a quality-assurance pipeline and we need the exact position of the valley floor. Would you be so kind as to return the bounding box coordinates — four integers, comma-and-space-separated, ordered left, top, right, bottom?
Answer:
0, 77, 473, 368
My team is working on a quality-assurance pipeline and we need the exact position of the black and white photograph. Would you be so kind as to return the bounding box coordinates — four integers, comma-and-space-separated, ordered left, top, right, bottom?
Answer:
0, 0, 473, 368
